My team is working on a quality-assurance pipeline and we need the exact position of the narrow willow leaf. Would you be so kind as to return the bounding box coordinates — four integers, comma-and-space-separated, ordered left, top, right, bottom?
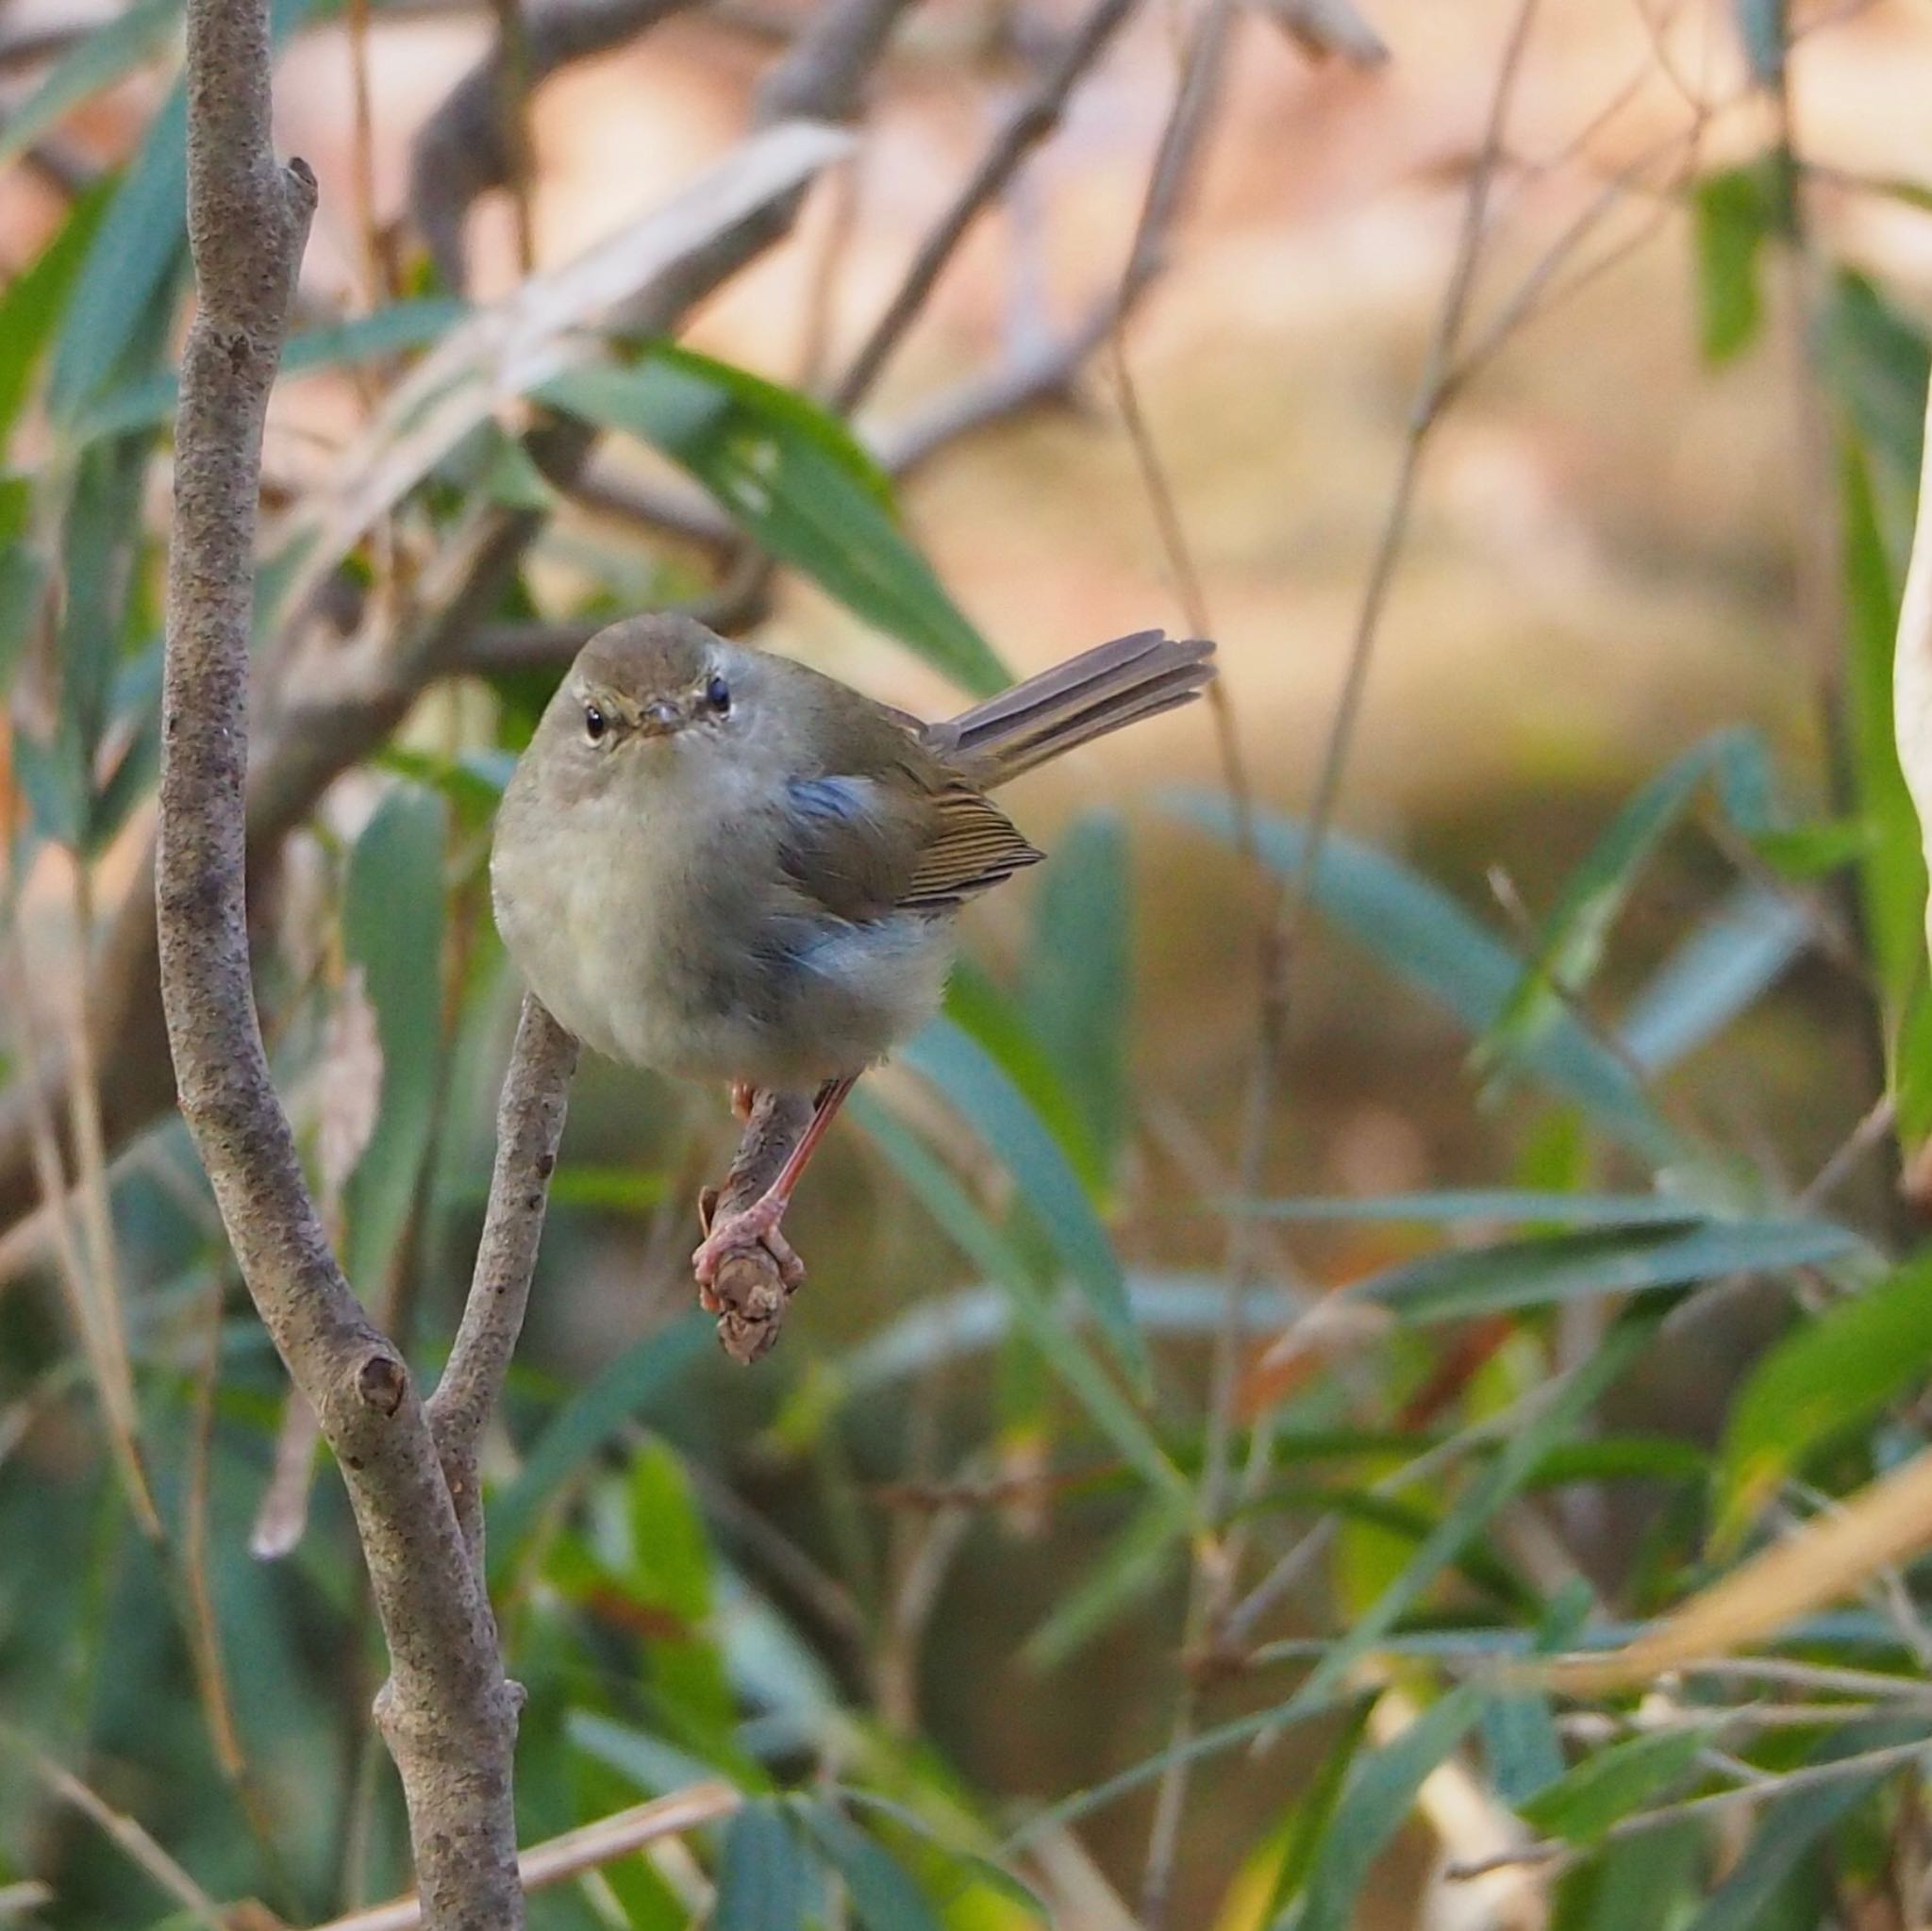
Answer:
713, 1802, 813, 1931
1483, 735, 1735, 1078
0, 0, 181, 175
900, 1018, 1141, 1378
1023, 809, 1131, 1181
1172, 795, 1679, 1163
540, 352, 1008, 695
1715, 1251, 1932, 1543
485, 1314, 712, 1578
1022, 1495, 1188, 1672
1294, 1686, 1486, 1931
799, 1802, 942, 1931
1692, 166, 1778, 365
1684, 1718, 1931, 1931
1619, 882, 1810, 1073
851, 1093, 1186, 1505
341, 787, 446, 1294
0, 184, 110, 442
1518, 1728, 1707, 1845
1343, 1217, 1862, 1325
1236, 1190, 1707, 1226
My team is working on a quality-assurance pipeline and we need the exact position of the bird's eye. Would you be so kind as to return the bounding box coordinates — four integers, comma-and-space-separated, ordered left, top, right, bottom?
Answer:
583, 704, 608, 744
706, 674, 731, 715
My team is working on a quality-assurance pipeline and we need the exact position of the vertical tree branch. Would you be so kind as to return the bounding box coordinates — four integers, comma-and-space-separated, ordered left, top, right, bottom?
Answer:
157, 1, 576, 1924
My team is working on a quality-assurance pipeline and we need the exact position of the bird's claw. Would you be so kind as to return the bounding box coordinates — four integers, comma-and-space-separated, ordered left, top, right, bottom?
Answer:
691, 1191, 805, 1301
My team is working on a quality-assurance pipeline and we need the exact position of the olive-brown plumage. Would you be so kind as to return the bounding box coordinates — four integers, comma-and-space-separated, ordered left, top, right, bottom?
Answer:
491, 613, 1215, 1282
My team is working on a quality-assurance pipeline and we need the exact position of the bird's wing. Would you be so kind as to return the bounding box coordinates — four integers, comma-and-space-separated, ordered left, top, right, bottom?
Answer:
776, 771, 1041, 922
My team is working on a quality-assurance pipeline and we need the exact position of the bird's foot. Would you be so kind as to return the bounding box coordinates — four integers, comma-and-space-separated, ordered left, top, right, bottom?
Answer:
691, 1190, 805, 1303
729, 1080, 758, 1122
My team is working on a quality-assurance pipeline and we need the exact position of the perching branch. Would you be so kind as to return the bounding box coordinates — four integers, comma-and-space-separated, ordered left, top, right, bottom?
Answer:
157, 0, 575, 1923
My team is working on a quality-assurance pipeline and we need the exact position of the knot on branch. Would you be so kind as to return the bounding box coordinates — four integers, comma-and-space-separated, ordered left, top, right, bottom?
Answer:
356, 1349, 409, 1417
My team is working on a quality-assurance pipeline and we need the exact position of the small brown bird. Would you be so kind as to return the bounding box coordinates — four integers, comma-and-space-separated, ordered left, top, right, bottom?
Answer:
491, 615, 1215, 1285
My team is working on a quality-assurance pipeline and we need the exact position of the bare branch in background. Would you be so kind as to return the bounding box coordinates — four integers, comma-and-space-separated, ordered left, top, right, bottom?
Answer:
408, 0, 708, 288
832, 0, 1142, 412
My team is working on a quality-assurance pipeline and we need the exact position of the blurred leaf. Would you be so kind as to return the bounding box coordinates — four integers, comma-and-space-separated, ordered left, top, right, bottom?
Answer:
341, 786, 446, 1293
1342, 1216, 1859, 1324
1518, 1728, 1707, 1844
0, 184, 111, 443
1821, 274, 1930, 494
1619, 883, 1810, 1073
540, 1165, 668, 1213
713, 1801, 813, 1931
1481, 1689, 1565, 1807
1840, 437, 1929, 1030
1483, 735, 1733, 1079
1692, 167, 1778, 365
47, 0, 312, 415
1257, 1693, 1379, 1923
1293, 1686, 1485, 1931
839, 1788, 1048, 1920
1684, 1719, 1930, 1931
1022, 1495, 1187, 1672
567, 1709, 729, 1800
1288, 1320, 1650, 1715
74, 296, 470, 444
900, 1018, 1141, 1380
1172, 796, 1680, 1164
1752, 817, 1877, 879
1237, 1190, 1712, 1226
1716, 1251, 1932, 1543
850, 1093, 1188, 1507
1023, 810, 1131, 1182
10, 718, 85, 847
540, 353, 1009, 696
0, 541, 48, 703
944, 963, 1099, 1190
1733, 0, 1786, 82
799, 1801, 942, 1931
626, 1440, 736, 1741
58, 440, 145, 772
1573, 1823, 1704, 1931
0, 0, 180, 174
487, 1314, 712, 1580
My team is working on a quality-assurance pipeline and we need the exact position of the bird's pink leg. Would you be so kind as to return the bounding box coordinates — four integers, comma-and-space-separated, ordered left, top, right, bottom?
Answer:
729, 1081, 758, 1122
693, 1074, 858, 1288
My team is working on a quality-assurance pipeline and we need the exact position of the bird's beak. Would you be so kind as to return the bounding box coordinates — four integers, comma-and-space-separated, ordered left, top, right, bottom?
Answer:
635, 698, 689, 739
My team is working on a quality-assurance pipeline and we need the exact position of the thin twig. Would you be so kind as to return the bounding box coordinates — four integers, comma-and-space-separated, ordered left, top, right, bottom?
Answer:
309, 1784, 744, 1931
832, 0, 1142, 411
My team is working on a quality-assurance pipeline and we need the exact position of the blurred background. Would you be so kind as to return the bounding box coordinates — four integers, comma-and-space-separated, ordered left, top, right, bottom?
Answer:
5, 0, 1932, 1922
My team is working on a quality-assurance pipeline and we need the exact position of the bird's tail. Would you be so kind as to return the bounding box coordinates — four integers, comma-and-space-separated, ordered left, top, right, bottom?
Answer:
927, 630, 1217, 789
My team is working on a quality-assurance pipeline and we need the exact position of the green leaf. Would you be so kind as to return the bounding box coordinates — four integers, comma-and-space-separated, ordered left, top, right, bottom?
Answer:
1840, 434, 1929, 1029
0, 184, 111, 444
1023, 809, 1131, 1181
1294, 1686, 1486, 1931
1518, 1728, 1707, 1845
1716, 1250, 1932, 1542
1021, 1495, 1187, 1673
713, 1801, 813, 1931
539, 350, 1009, 695
1692, 167, 1778, 365
0, 541, 48, 703
341, 787, 447, 1294
1481, 1690, 1565, 1807
1343, 1217, 1861, 1325
1734, 0, 1787, 82
1258, 1694, 1379, 1923
900, 1017, 1141, 1380
1236, 1190, 1713, 1226
1484, 735, 1735, 1078
0, 0, 181, 175
1288, 1322, 1651, 1716
1171, 795, 1679, 1164
799, 1802, 942, 1931
850, 1093, 1188, 1507
1573, 1823, 1704, 1931
1619, 883, 1809, 1073
73, 296, 470, 444
1821, 272, 1930, 493
485, 1314, 712, 1580
1751, 817, 1876, 880
1684, 1719, 1930, 1931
